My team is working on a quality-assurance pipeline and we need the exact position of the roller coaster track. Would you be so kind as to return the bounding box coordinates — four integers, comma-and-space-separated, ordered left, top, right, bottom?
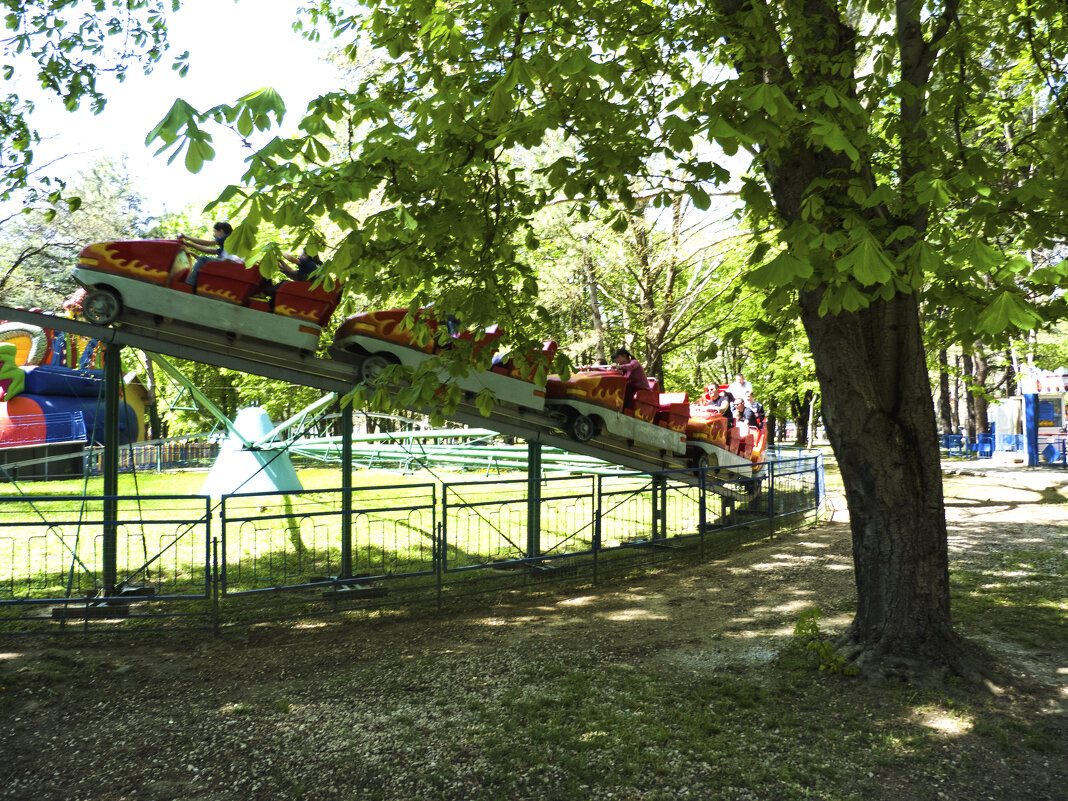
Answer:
0, 305, 699, 477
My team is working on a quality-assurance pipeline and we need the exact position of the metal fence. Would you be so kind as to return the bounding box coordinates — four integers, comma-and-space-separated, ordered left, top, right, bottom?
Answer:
940, 434, 996, 459
939, 432, 1068, 466
86, 437, 222, 473
0, 452, 824, 634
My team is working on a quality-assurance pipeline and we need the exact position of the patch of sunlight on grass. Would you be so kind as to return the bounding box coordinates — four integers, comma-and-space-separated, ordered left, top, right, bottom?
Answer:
750, 559, 802, 570
558, 596, 597, 607
913, 706, 973, 736
0, 652, 20, 661
823, 613, 853, 628
601, 608, 668, 622
770, 600, 818, 615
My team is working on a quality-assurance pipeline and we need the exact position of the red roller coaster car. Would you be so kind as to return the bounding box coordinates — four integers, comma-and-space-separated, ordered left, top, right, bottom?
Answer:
332, 308, 767, 474
72, 239, 341, 352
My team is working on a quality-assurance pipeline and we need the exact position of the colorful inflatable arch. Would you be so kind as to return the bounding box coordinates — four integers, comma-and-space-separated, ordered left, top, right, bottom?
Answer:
0, 319, 145, 449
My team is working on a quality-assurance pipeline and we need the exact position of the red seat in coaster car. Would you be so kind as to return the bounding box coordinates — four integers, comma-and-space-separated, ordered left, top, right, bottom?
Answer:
624, 389, 659, 423
274, 281, 342, 327
77, 239, 184, 286
168, 267, 194, 294
448, 324, 503, 358
729, 424, 756, 458
334, 308, 441, 353
656, 391, 690, 433
491, 341, 559, 382
545, 370, 625, 413
686, 414, 728, 446
195, 261, 267, 306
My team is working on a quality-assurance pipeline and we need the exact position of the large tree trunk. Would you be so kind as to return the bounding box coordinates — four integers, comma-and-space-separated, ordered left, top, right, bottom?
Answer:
791, 390, 814, 447
937, 348, 952, 434
973, 345, 990, 434
962, 351, 977, 439
798, 289, 975, 678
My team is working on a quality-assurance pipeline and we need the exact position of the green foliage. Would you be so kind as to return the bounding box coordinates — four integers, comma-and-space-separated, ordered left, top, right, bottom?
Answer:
135, 1, 1068, 388
0, 157, 155, 310
791, 607, 859, 676
0, 0, 184, 208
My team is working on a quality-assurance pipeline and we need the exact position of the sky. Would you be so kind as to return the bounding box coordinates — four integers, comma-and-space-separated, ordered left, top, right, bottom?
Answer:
25, 0, 343, 217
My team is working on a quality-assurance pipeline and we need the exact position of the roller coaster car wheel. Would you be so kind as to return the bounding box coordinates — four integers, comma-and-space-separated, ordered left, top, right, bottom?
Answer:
692, 451, 717, 471
568, 412, 596, 442
361, 352, 399, 382
82, 288, 122, 325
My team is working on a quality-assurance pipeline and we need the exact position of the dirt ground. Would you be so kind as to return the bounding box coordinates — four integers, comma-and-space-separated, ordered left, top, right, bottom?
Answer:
1, 462, 1065, 801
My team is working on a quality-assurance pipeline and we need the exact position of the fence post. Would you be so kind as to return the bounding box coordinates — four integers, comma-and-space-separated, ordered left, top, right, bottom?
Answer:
767, 460, 776, 539
439, 488, 449, 577
436, 517, 445, 610
340, 407, 353, 579
651, 474, 667, 541
593, 475, 602, 584
698, 466, 706, 560
211, 536, 220, 636
102, 343, 122, 595
526, 441, 542, 559
815, 452, 824, 517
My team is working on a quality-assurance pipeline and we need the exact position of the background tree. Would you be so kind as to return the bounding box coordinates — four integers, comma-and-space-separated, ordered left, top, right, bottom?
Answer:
0, 0, 184, 210
0, 157, 155, 309
534, 196, 754, 391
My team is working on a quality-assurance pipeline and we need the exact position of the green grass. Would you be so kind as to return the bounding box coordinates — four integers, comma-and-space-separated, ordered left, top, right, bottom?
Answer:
950, 548, 1068, 648
318, 649, 1062, 801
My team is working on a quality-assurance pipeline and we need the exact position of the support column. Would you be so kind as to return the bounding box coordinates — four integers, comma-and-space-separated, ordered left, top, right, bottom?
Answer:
651, 475, 666, 540
526, 441, 542, 559
340, 406, 353, 579
1023, 393, 1039, 467
102, 343, 122, 595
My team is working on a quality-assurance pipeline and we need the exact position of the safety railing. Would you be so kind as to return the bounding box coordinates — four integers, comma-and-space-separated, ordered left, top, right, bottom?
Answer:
0, 452, 824, 634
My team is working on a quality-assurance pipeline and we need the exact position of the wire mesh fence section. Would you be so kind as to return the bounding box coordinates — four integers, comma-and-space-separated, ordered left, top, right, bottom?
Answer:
220, 483, 437, 592
0, 494, 211, 600
769, 456, 822, 520
657, 473, 705, 540
441, 475, 599, 569
351, 485, 436, 579
536, 476, 597, 558
597, 474, 661, 548
221, 489, 343, 593
442, 478, 529, 569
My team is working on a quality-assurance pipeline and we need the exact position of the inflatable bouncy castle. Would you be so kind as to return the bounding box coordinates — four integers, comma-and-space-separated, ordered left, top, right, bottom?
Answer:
0, 311, 146, 478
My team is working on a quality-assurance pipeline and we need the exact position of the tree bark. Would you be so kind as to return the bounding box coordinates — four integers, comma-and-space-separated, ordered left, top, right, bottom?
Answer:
791, 390, 814, 447
1004, 349, 1016, 397
951, 356, 961, 434
973, 345, 990, 434
962, 351, 976, 439
937, 348, 952, 434
798, 289, 973, 678
582, 253, 607, 363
